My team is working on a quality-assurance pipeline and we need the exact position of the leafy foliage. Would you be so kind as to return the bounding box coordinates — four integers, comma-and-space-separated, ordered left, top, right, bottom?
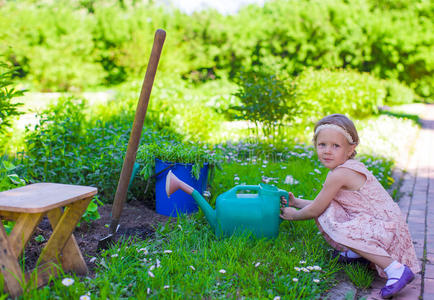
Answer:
294, 68, 387, 122
0, 0, 432, 100
0, 159, 26, 192
0, 62, 24, 136
137, 142, 221, 181
17, 96, 183, 204
229, 69, 298, 140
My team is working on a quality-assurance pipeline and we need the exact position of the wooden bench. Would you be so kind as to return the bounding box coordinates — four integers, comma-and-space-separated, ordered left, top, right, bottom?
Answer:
0, 183, 97, 297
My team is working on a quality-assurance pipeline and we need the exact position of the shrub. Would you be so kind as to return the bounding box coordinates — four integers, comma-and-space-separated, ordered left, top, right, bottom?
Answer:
0, 62, 24, 147
17, 95, 184, 204
228, 69, 298, 140
294, 68, 386, 122
1, 0, 432, 100
0, 159, 26, 192
0, 4, 104, 91
384, 79, 416, 105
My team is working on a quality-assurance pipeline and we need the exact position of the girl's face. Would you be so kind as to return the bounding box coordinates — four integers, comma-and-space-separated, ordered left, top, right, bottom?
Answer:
315, 128, 356, 170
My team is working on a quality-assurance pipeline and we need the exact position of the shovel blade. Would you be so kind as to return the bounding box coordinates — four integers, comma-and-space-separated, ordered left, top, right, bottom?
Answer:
97, 233, 115, 251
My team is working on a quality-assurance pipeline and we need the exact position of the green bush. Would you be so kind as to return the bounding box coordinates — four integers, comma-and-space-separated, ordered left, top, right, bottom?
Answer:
120, 77, 229, 143
0, 4, 104, 91
0, 62, 24, 149
384, 79, 416, 105
0, 0, 432, 100
17, 95, 183, 203
228, 69, 298, 139
294, 68, 386, 122
0, 159, 26, 192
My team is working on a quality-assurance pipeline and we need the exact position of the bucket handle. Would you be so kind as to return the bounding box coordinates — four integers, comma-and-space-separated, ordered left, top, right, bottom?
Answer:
153, 163, 175, 178
144, 163, 175, 194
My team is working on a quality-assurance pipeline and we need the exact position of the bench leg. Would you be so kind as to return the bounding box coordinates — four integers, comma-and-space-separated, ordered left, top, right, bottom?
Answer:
38, 197, 91, 273
9, 212, 44, 258
0, 223, 23, 297
46, 207, 88, 275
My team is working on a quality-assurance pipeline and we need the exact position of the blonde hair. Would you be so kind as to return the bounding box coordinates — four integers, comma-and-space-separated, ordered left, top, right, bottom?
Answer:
313, 114, 359, 159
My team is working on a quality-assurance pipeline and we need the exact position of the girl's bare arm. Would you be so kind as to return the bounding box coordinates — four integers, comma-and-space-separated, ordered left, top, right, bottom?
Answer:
294, 197, 312, 208
281, 169, 351, 220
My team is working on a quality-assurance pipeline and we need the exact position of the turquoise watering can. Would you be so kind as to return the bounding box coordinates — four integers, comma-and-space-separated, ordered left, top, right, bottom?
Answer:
166, 171, 289, 238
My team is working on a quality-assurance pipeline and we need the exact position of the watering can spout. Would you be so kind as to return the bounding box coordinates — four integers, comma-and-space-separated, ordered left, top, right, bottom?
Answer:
166, 171, 217, 230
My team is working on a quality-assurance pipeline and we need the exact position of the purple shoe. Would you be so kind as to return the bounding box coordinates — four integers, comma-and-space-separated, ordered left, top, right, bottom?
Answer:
380, 265, 415, 299
332, 250, 370, 265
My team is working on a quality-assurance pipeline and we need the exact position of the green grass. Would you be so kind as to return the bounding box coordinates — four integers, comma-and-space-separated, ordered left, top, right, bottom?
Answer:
343, 263, 376, 289
20, 215, 339, 299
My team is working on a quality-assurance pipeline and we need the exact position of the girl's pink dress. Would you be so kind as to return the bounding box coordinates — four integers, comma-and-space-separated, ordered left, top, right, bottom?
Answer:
316, 159, 420, 277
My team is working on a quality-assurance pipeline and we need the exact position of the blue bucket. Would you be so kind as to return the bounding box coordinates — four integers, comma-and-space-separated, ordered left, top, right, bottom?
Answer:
155, 158, 208, 217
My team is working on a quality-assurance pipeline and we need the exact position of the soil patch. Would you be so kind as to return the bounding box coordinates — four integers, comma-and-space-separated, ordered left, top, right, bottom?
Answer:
22, 201, 172, 276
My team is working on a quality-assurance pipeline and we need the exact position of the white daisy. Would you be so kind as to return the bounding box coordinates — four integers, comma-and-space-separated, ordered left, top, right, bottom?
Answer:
61, 278, 74, 286
138, 248, 149, 254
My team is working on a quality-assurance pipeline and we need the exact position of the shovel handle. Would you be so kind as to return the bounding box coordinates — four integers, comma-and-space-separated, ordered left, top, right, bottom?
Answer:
109, 29, 166, 233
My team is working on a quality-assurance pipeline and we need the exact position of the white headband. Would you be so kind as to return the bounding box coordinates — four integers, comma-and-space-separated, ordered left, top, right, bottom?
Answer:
314, 124, 355, 144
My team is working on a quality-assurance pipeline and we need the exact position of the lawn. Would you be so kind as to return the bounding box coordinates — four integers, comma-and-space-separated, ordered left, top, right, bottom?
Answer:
3, 108, 420, 299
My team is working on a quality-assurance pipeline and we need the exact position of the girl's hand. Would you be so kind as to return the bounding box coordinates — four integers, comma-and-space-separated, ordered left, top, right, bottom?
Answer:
280, 207, 298, 220
280, 192, 296, 207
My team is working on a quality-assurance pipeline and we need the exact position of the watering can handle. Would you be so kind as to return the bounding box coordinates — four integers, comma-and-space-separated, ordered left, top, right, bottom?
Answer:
228, 185, 261, 196
278, 190, 289, 207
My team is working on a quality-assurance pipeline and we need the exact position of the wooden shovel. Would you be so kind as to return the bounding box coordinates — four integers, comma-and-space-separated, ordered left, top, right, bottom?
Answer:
98, 29, 166, 250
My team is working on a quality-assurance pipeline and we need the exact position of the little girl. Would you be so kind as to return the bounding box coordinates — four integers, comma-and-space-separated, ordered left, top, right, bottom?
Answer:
280, 114, 420, 299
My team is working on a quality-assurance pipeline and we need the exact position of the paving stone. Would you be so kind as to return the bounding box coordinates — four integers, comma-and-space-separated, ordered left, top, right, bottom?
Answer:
426, 234, 434, 245
427, 252, 434, 263
408, 209, 426, 217
425, 264, 434, 279
411, 203, 428, 211
410, 232, 425, 240
410, 227, 424, 239
412, 239, 424, 248
412, 199, 427, 207
414, 246, 424, 259
408, 217, 425, 225
424, 278, 434, 294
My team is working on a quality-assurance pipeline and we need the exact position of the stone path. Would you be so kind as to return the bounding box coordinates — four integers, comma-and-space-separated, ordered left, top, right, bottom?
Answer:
366, 104, 434, 300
